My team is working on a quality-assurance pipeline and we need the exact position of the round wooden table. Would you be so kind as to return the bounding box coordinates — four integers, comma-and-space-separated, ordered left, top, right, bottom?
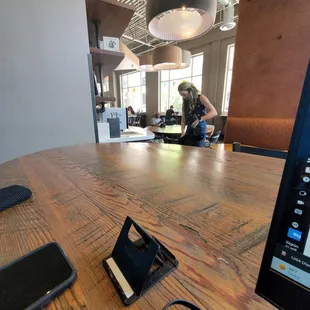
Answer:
148, 125, 214, 138
0, 144, 283, 309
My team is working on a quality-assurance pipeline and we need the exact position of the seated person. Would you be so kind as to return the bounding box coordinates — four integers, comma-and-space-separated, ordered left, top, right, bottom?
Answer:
127, 106, 135, 115
152, 112, 163, 126
166, 105, 176, 120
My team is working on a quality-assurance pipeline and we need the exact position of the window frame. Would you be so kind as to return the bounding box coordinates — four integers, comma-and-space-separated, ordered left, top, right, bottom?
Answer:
120, 71, 146, 113
160, 53, 204, 113
222, 44, 235, 114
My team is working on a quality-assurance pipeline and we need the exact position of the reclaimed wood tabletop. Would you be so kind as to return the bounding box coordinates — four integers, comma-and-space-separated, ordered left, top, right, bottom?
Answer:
0, 143, 283, 309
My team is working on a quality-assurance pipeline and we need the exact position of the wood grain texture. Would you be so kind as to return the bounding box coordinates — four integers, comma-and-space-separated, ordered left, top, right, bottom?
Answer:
86, 0, 135, 38
90, 48, 124, 66
0, 143, 283, 310
90, 48, 124, 80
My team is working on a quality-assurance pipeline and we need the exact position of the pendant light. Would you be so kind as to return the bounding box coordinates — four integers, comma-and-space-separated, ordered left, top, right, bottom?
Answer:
146, 0, 217, 41
180, 50, 191, 69
220, 5, 236, 31
139, 54, 157, 72
153, 46, 182, 70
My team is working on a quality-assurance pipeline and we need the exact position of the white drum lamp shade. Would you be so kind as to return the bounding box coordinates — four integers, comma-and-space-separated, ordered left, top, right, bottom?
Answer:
146, 0, 217, 41
153, 46, 182, 70
180, 50, 191, 69
139, 54, 157, 72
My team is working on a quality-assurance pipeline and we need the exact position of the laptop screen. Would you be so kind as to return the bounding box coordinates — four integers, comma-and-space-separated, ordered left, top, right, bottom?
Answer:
256, 61, 310, 309
270, 102, 310, 290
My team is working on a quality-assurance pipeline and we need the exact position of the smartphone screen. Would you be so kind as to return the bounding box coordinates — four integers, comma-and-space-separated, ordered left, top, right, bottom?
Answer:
0, 243, 76, 310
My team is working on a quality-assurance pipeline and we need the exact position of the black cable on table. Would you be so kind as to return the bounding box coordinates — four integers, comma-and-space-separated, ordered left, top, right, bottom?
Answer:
162, 299, 202, 310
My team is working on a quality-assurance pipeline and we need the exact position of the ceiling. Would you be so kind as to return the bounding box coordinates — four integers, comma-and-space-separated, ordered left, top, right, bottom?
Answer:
119, 0, 238, 56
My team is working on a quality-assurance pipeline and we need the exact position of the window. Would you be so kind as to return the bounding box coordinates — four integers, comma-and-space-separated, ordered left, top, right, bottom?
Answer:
97, 76, 109, 94
121, 71, 146, 113
160, 54, 204, 113
222, 44, 235, 113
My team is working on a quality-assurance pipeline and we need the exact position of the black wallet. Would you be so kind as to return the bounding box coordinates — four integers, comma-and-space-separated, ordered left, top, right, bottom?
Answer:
0, 185, 32, 211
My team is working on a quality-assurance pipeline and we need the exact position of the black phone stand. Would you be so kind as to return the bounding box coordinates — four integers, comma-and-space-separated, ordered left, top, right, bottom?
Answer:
103, 217, 179, 306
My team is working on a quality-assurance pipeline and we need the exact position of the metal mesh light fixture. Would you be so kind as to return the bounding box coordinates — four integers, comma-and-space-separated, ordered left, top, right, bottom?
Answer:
146, 0, 217, 41
153, 46, 182, 70
139, 54, 157, 72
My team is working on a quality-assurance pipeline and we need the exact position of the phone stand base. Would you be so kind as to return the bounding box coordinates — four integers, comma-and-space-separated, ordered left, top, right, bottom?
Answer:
103, 217, 178, 306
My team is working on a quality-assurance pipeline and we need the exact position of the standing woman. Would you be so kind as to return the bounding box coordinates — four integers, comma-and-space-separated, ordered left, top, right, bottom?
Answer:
127, 106, 135, 115
179, 82, 217, 147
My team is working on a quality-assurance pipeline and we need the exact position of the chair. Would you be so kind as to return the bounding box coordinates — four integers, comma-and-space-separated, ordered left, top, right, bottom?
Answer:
206, 131, 221, 148
151, 135, 163, 143
232, 142, 287, 159
166, 119, 177, 126
150, 132, 164, 144
132, 116, 141, 127
164, 137, 179, 144
128, 116, 134, 126
207, 125, 215, 138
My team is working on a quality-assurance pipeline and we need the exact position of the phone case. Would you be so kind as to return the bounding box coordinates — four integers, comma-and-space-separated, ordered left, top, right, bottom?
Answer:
0, 243, 77, 310
0, 185, 32, 211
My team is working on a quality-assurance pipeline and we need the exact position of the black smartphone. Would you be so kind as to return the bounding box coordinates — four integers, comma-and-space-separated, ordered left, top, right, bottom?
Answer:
0, 243, 77, 310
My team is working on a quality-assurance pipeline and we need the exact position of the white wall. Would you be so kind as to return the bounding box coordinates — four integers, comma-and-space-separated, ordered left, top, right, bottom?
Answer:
0, 0, 95, 164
